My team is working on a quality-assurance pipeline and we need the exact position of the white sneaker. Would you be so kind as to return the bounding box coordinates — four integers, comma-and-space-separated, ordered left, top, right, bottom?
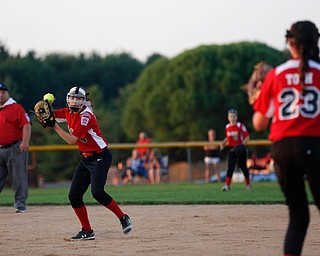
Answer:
221, 185, 230, 191
246, 184, 252, 191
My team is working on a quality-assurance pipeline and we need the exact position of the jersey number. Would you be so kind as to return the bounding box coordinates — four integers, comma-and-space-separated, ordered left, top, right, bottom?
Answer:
279, 86, 320, 120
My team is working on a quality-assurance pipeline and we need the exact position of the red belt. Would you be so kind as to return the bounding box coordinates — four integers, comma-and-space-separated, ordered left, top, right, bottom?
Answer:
81, 149, 104, 158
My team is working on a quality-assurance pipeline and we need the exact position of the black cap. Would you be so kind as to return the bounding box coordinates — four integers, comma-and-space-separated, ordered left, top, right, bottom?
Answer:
0, 83, 8, 91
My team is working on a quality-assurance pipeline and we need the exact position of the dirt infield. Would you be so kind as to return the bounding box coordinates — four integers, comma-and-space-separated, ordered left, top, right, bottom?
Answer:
1, 205, 319, 256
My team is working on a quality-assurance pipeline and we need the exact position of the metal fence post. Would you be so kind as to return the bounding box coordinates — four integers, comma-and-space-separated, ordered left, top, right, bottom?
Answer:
186, 147, 192, 182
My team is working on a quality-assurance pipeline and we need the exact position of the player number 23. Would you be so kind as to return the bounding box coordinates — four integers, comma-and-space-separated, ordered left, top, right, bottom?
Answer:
279, 86, 320, 120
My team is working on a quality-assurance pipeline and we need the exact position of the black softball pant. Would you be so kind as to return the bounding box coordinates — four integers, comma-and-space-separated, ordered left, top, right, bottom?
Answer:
226, 148, 250, 178
69, 148, 113, 208
271, 137, 320, 255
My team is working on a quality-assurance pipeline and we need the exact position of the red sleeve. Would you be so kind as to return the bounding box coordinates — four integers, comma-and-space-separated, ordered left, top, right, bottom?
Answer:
71, 112, 94, 139
54, 108, 67, 119
15, 105, 30, 128
241, 123, 249, 140
253, 69, 275, 118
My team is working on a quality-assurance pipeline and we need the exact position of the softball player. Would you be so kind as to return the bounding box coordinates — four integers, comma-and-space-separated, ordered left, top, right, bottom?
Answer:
220, 109, 251, 191
253, 21, 320, 255
53, 87, 132, 240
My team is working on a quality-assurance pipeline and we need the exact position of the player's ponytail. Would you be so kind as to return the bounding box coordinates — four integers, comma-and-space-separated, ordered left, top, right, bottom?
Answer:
286, 21, 320, 93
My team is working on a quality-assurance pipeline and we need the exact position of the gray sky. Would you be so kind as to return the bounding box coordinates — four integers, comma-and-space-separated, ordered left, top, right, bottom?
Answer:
1, 0, 319, 61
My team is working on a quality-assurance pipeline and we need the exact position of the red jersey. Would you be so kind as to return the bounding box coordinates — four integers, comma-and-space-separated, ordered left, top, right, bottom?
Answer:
54, 107, 108, 152
0, 98, 30, 145
224, 122, 249, 147
254, 59, 320, 141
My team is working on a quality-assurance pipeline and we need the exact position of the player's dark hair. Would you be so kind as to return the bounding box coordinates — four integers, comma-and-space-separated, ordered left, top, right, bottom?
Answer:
228, 109, 238, 116
286, 20, 320, 92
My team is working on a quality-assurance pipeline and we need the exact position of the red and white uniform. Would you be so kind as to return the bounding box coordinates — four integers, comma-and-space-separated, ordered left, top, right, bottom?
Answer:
225, 122, 249, 147
254, 59, 320, 141
0, 98, 30, 145
54, 106, 108, 152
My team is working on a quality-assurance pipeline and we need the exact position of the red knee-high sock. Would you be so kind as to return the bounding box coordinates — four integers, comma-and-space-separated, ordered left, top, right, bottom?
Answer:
105, 199, 125, 219
225, 177, 231, 186
73, 205, 92, 231
245, 177, 250, 186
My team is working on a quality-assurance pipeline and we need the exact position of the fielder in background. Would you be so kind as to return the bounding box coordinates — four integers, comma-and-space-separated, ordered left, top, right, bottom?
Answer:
48, 87, 131, 240
0, 83, 31, 213
203, 129, 221, 183
252, 20, 320, 256
220, 109, 251, 191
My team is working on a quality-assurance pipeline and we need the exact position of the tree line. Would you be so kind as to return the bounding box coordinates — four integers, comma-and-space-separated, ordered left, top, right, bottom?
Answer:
0, 41, 287, 181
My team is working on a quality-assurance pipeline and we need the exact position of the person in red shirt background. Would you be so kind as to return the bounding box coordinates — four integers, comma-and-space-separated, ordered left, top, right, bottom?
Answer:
220, 109, 251, 191
0, 83, 31, 213
136, 131, 152, 160
253, 21, 320, 256
52, 86, 132, 240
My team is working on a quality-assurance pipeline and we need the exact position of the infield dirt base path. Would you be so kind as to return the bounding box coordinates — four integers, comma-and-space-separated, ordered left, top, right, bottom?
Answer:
1, 205, 319, 256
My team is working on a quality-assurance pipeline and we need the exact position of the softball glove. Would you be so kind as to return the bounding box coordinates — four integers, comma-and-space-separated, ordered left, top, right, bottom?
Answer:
34, 99, 55, 128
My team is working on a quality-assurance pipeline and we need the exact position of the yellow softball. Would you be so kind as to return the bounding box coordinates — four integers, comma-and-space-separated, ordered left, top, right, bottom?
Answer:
43, 93, 55, 103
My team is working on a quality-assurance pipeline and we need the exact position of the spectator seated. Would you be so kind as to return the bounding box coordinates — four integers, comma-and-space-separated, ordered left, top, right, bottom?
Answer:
248, 153, 271, 180
160, 155, 169, 176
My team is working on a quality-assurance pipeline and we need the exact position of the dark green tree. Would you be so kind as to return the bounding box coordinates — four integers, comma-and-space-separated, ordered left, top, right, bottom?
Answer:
120, 42, 287, 160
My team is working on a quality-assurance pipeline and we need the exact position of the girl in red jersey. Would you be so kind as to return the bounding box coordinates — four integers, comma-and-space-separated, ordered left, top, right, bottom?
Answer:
53, 87, 132, 240
220, 109, 251, 191
253, 21, 320, 256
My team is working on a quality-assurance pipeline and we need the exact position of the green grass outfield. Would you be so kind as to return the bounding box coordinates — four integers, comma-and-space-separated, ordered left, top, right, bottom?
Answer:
0, 182, 314, 206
